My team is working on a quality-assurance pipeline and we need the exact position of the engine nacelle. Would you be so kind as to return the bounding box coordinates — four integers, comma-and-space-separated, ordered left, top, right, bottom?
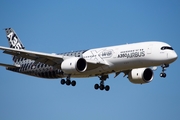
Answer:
61, 57, 87, 74
128, 68, 153, 84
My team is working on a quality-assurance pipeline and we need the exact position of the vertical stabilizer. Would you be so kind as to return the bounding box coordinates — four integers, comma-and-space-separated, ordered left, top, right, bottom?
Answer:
5, 28, 26, 64
5, 28, 25, 49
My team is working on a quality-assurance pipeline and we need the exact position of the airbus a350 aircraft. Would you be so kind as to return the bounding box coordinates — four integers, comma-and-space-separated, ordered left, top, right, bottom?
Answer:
0, 28, 178, 91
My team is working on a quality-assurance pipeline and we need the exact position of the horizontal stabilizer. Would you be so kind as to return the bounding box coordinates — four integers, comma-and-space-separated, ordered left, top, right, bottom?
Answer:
0, 63, 19, 68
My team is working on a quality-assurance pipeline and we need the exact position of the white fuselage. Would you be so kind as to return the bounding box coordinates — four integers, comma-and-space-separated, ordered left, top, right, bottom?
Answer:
72, 41, 177, 77
1, 28, 178, 91
6, 41, 177, 79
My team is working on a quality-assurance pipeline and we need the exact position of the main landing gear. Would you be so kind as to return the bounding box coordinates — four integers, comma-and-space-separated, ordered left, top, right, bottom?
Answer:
60, 75, 76, 86
160, 64, 169, 78
94, 75, 110, 91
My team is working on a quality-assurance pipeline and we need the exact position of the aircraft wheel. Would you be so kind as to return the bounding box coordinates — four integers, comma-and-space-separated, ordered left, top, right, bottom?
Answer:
94, 84, 99, 90
105, 85, 110, 91
160, 73, 163, 77
160, 73, 166, 78
66, 80, 71, 86
163, 73, 166, 78
71, 80, 76, 86
100, 84, 104, 90
61, 79, 66, 85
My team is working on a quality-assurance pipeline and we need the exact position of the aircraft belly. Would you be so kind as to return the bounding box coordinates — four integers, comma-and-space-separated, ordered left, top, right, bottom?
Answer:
7, 65, 64, 79
70, 66, 111, 78
110, 57, 154, 71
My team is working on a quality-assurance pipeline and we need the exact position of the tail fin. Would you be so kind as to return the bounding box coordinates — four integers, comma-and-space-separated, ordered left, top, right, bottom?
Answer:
5, 28, 25, 49
5, 28, 26, 64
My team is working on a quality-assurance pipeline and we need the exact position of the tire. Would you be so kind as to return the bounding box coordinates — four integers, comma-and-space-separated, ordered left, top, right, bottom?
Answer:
71, 80, 76, 86
163, 73, 166, 78
94, 84, 99, 90
160, 73, 164, 77
61, 79, 66, 85
105, 85, 110, 91
66, 80, 71, 86
100, 85, 104, 90
160, 73, 166, 78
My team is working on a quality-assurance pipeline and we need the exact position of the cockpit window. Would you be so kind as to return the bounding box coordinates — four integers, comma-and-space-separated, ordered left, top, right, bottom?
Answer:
161, 46, 174, 50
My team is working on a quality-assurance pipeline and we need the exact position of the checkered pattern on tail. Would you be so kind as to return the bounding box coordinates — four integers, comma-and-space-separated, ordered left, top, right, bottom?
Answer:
5, 28, 25, 64
5, 28, 25, 49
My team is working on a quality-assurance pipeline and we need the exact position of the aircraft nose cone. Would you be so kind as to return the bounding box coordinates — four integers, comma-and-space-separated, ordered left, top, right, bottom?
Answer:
174, 52, 178, 60
169, 52, 178, 62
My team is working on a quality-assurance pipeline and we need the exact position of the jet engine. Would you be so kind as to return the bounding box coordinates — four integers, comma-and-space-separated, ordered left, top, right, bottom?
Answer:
61, 57, 87, 74
128, 68, 153, 84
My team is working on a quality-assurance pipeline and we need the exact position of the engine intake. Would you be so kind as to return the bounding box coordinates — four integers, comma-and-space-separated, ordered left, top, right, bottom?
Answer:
128, 68, 154, 84
61, 58, 87, 74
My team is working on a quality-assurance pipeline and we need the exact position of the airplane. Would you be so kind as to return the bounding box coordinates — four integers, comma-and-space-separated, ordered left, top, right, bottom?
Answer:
0, 28, 178, 91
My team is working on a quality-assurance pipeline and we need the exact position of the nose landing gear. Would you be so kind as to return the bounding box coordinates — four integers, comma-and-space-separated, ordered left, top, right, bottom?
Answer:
160, 64, 169, 78
160, 73, 166, 78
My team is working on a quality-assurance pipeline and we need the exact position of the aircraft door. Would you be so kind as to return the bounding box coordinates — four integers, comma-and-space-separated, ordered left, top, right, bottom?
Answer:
147, 44, 153, 54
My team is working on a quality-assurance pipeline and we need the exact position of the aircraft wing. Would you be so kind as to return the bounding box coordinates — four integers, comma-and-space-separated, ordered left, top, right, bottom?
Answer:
0, 46, 107, 70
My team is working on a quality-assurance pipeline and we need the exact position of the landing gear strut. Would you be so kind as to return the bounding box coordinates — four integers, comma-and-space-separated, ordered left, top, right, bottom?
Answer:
94, 75, 110, 91
160, 64, 169, 78
60, 75, 76, 86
